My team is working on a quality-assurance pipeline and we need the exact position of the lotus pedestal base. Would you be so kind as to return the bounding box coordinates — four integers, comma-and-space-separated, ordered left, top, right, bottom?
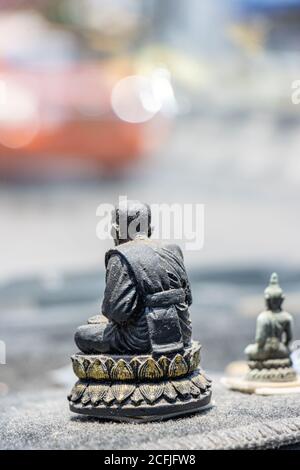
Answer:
68, 342, 212, 422
222, 358, 300, 396
221, 376, 300, 395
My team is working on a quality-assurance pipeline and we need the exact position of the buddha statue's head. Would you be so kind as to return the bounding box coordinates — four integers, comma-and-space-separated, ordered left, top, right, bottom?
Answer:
264, 272, 284, 312
111, 199, 152, 245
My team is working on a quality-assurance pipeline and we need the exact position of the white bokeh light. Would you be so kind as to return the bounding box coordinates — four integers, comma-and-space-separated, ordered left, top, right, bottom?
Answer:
151, 68, 178, 117
0, 80, 40, 148
0, 80, 38, 125
111, 75, 161, 123
111, 71, 177, 123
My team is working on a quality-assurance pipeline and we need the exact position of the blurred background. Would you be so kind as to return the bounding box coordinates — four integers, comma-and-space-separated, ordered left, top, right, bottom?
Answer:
1, 0, 300, 395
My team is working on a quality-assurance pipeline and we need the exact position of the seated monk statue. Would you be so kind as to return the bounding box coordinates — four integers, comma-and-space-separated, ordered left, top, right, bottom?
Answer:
69, 199, 212, 420
245, 273, 293, 361
75, 200, 192, 356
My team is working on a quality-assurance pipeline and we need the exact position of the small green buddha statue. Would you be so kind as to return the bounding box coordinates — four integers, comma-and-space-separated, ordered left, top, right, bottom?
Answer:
245, 273, 297, 382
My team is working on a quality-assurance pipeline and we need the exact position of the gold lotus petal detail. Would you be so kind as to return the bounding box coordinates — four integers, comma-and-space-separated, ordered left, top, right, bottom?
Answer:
163, 382, 177, 401
183, 351, 192, 369
190, 382, 201, 397
158, 356, 171, 375
111, 383, 135, 403
169, 354, 189, 378
88, 383, 107, 405
190, 348, 201, 371
204, 373, 212, 383
111, 359, 134, 381
83, 358, 91, 369
71, 356, 87, 379
131, 387, 144, 405
129, 358, 142, 376
87, 358, 109, 380
140, 383, 164, 404
172, 379, 191, 397
105, 358, 116, 375
191, 373, 209, 391
81, 387, 91, 405
103, 387, 115, 405
139, 358, 163, 380
69, 381, 87, 402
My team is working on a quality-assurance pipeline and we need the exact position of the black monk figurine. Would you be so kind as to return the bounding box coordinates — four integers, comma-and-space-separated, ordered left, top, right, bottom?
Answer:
68, 200, 212, 421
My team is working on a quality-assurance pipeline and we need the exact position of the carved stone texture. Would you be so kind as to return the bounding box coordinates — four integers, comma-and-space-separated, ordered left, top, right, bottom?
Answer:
71, 342, 201, 382
245, 365, 297, 382
68, 369, 212, 421
68, 346, 212, 421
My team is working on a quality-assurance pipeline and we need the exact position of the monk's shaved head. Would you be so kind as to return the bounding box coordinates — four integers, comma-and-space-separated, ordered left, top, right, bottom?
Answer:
112, 200, 151, 244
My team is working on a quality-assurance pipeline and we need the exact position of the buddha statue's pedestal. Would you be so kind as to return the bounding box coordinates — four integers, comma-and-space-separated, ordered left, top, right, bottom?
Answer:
221, 357, 300, 395
68, 341, 212, 422
245, 357, 297, 382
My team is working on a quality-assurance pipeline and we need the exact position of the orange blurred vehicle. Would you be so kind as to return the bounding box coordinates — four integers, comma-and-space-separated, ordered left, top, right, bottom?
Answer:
0, 61, 167, 179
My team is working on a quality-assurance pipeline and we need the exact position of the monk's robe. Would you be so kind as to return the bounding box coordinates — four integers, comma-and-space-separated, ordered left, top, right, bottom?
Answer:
75, 239, 192, 355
